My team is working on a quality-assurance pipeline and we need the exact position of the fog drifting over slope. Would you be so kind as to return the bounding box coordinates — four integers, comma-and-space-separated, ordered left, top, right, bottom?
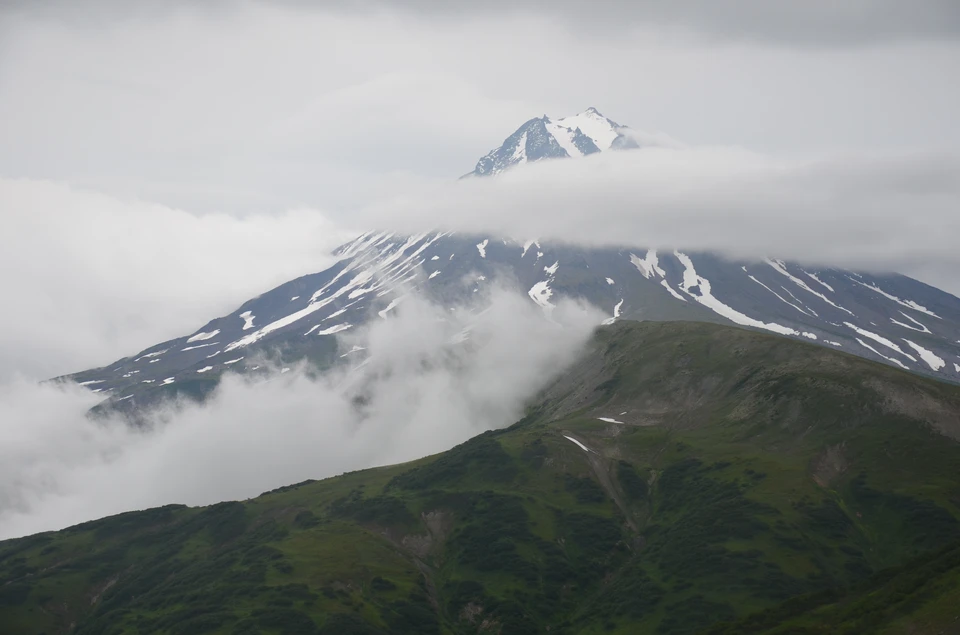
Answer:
0, 287, 601, 539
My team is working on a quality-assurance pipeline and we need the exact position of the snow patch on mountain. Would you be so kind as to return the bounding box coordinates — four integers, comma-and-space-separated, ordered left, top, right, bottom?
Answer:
555, 108, 620, 150
675, 252, 799, 337
239, 311, 255, 330
849, 279, 941, 318
856, 338, 908, 369
186, 329, 220, 343
891, 311, 931, 333
630, 250, 664, 279
528, 281, 554, 312
844, 322, 917, 362
748, 275, 815, 317
602, 299, 624, 326
767, 260, 854, 316
903, 339, 945, 371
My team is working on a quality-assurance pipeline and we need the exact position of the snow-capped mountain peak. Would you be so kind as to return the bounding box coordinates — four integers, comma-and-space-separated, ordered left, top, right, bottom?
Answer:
465, 107, 637, 177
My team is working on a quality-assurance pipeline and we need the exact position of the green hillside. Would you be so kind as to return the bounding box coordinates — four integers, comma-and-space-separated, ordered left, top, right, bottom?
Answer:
4, 321, 960, 635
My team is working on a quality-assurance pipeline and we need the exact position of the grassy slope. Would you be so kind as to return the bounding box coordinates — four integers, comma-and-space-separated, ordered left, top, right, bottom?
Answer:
3, 321, 960, 635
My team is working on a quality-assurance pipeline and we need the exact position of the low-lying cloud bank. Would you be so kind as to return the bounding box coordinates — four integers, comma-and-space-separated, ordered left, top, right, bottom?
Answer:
0, 288, 602, 540
361, 147, 960, 294
0, 178, 354, 380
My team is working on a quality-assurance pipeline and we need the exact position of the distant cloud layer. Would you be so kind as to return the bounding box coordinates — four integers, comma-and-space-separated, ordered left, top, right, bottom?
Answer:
0, 179, 353, 380
360, 147, 960, 296
1, 2, 958, 216
5, 0, 960, 45
0, 289, 600, 539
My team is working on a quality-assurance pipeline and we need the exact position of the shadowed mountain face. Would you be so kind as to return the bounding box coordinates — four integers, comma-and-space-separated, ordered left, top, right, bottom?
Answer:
9, 321, 960, 634
61, 109, 960, 409
64, 231, 960, 411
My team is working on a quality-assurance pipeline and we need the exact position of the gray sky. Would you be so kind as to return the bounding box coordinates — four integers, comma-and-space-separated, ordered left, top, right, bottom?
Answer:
0, 0, 959, 378
2, 1, 959, 212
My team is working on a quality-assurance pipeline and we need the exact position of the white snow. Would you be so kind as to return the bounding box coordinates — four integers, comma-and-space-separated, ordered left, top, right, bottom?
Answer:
544, 261, 559, 276
602, 299, 624, 326
955, 363, 960, 373
226, 256, 393, 351
141, 379, 154, 383
802, 332, 818, 340
378, 297, 403, 318
675, 252, 799, 336
555, 109, 619, 150
843, 322, 916, 362
186, 329, 220, 343
855, 338, 908, 369
660, 280, 687, 302
510, 131, 528, 165
149, 359, 160, 364
223, 357, 244, 365
848, 278, 941, 318
597, 417, 624, 424
902, 339, 945, 371
890, 311, 931, 333
181, 342, 218, 351
315, 323, 353, 336
629, 250, 665, 279
118, 395, 133, 402
767, 260, 854, 316
340, 345, 366, 358
803, 271, 835, 293
239, 311, 256, 330
521, 239, 539, 258
78, 380, 104, 386
430, 255, 439, 261
544, 120, 583, 157
825, 341, 843, 347
290, 296, 299, 301
281, 368, 291, 374
528, 280, 555, 311
476, 239, 488, 258
206, 351, 220, 358
779, 286, 819, 317
135, 349, 168, 361
449, 253, 455, 260
563, 435, 593, 453
606, 278, 615, 285
196, 366, 213, 373
748, 275, 815, 317
161, 377, 175, 385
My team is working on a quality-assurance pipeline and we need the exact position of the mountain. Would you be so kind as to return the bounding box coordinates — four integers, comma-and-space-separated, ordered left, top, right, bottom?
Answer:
9, 321, 960, 634
465, 107, 640, 177
61, 109, 960, 408
64, 233, 960, 410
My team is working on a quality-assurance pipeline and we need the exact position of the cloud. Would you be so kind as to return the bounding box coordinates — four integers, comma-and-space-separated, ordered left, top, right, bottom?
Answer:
1, 2, 958, 217
359, 147, 960, 296
0, 178, 354, 380
0, 287, 602, 539
4, 0, 960, 46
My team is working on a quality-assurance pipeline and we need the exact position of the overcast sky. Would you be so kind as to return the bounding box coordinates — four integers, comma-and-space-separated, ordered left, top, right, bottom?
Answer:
1, 1, 959, 377
2, 1, 959, 212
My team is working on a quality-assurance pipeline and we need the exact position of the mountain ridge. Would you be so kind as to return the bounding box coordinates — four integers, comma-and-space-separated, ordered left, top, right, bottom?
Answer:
9, 320, 960, 634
